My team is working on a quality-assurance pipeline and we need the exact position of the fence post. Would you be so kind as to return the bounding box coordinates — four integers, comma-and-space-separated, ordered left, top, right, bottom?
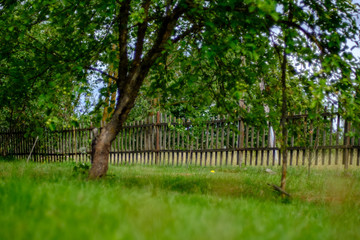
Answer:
155, 111, 160, 165
343, 120, 350, 170
237, 117, 244, 167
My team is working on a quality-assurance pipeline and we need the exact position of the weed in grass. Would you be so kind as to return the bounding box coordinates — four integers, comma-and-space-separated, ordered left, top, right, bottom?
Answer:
72, 162, 91, 176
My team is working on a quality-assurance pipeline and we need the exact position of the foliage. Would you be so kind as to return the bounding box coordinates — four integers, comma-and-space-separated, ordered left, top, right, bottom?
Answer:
1, 1, 359, 128
128, 0, 360, 132
1, 1, 359, 179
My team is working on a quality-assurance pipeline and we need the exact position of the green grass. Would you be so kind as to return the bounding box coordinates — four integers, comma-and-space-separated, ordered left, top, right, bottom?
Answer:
0, 159, 359, 240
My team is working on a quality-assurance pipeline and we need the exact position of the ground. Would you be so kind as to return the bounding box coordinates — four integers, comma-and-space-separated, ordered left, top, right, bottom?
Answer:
0, 159, 359, 240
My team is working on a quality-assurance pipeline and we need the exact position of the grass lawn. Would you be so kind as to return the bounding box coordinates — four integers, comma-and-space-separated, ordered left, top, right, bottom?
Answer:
0, 159, 359, 240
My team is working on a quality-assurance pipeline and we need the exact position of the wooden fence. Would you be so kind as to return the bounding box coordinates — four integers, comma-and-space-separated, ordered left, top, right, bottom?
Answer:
1, 111, 359, 167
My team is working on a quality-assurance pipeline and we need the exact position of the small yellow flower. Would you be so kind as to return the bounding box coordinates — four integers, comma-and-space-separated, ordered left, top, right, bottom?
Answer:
211, 170, 215, 173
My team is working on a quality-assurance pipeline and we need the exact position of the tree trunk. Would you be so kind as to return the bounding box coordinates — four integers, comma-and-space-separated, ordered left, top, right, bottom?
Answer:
89, 93, 135, 178
280, 33, 288, 193
89, 120, 119, 178
88, 1, 189, 178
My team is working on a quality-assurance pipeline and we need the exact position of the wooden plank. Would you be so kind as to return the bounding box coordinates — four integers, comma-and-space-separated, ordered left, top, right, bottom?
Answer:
63, 127, 67, 162
145, 118, 149, 165
13, 129, 17, 159
172, 117, 176, 166
335, 114, 340, 165
79, 124, 82, 163
48, 129, 51, 162
128, 123, 132, 164
139, 120, 144, 165
343, 120, 350, 169
290, 135, 294, 166
255, 129, 259, 165
64, 127, 68, 161
151, 116, 154, 165
238, 117, 244, 166
124, 122, 128, 164
350, 125, 355, 166
128, 121, 132, 164
177, 119, 180, 166
124, 124, 127, 165
0, 131, 2, 156
308, 122, 314, 168
302, 116, 307, 166
261, 128, 265, 166
132, 121, 135, 164
357, 135, 360, 166
189, 128, 193, 166
231, 128, 235, 166
138, 121, 142, 165
136, 120, 140, 164
245, 124, 249, 165
274, 128, 279, 166
163, 114, 167, 165
215, 117, 219, 166
250, 126, 254, 165
200, 124, 205, 166
133, 121, 137, 164
329, 112, 333, 165
205, 123, 209, 166
87, 126, 91, 163
15, 130, 19, 159
73, 126, 77, 162
267, 123, 271, 166
186, 124, 190, 166
209, 120, 214, 166
220, 119, 225, 166
322, 111, 327, 165
167, 115, 171, 165
295, 119, 300, 166
226, 123, 230, 165
131, 122, 135, 164
181, 119, 185, 166
75, 125, 78, 163
81, 125, 85, 163
196, 127, 199, 166
155, 113, 159, 165
315, 126, 320, 165
131, 122, 134, 164
119, 126, 123, 164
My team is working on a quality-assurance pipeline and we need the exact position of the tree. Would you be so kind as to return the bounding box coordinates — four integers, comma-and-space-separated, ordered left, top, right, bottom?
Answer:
1, 1, 359, 187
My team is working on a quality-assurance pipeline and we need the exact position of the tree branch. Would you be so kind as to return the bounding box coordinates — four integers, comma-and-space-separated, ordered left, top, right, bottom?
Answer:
87, 67, 118, 81
278, 20, 326, 54
133, 0, 151, 66
140, 2, 187, 69
118, 0, 131, 89
172, 23, 203, 44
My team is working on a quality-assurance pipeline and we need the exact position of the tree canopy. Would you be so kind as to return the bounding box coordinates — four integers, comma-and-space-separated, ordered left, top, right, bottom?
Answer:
0, 0, 359, 179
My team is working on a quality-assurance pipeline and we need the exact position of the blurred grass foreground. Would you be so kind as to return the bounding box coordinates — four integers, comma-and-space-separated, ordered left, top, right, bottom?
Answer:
0, 158, 359, 240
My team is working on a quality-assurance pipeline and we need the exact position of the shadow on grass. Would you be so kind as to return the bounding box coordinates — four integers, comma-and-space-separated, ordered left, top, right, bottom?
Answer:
101, 168, 283, 202
0, 156, 20, 162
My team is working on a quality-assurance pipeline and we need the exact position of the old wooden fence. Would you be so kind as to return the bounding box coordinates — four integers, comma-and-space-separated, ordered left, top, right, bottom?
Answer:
0, 112, 359, 167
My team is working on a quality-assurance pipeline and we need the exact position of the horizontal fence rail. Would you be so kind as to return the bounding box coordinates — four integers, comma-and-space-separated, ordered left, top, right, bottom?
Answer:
1, 111, 359, 167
